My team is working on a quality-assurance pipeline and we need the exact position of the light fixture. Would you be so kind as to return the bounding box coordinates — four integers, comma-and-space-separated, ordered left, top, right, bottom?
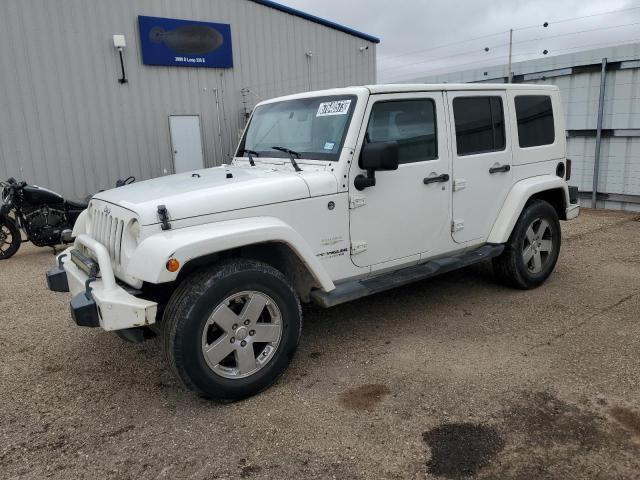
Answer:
113, 34, 128, 84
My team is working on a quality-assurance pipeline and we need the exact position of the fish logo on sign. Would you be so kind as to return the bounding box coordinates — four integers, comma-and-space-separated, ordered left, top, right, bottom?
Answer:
149, 25, 224, 55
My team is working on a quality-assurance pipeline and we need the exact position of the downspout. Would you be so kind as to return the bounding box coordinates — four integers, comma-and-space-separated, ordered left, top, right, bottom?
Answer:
213, 88, 224, 164
592, 57, 607, 209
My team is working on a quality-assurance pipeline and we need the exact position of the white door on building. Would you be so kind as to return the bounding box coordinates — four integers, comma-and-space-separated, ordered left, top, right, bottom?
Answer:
169, 115, 205, 174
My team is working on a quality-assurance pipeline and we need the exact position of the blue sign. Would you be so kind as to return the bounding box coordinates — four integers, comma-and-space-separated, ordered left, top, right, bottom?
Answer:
138, 15, 233, 68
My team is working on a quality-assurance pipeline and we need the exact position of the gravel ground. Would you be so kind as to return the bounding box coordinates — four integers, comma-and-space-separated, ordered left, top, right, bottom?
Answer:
1, 208, 640, 480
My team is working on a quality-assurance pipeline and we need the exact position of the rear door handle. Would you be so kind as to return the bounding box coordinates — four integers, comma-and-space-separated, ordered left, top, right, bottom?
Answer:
489, 164, 511, 174
423, 173, 450, 184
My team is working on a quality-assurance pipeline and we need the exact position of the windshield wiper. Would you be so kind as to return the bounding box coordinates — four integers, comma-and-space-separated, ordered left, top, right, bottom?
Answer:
271, 146, 302, 172
239, 148, 259, 166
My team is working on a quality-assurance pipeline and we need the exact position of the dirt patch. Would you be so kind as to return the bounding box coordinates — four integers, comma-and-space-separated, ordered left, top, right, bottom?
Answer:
240, 465, 262, 477
422, 423, 504, 479
338, 384, 390, 411
503, 390, 604, 449
3, 211, 640, 480
610, 406, 640, 437
480, 391, 640, 479
105, 425, 135, 438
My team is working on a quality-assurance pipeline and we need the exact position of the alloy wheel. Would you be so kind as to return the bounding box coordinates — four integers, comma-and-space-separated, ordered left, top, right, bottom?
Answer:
522, 217, 553, 274
201, 291, 283, 379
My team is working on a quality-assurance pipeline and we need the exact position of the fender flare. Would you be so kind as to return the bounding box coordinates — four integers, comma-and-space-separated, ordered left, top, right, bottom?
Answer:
126, 216, 335, 291
487, 176, 569, 244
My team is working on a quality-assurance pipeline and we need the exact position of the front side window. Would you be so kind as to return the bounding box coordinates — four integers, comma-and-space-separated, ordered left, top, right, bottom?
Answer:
515, 95, 555, 148
239, 95, 357, 161
453, 96, 505, 156
365, 99, 437, 164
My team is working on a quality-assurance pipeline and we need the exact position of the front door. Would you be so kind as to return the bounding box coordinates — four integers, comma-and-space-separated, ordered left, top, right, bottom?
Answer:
447, 91, 514, 243
349, 92, 451, 268
169, 115, 205, 174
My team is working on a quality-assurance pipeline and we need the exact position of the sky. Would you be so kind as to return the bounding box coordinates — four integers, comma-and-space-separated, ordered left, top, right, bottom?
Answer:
283, 0, 640, 82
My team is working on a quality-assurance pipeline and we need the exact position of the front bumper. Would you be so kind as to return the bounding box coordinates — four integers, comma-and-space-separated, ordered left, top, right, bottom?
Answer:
48, 234, 157, 331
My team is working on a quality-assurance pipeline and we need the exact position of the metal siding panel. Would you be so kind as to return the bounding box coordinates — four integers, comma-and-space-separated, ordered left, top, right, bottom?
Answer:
567, 137, 595, 193
600, 137, 640, 196
0, 0, 376, 197
5, 0, 39, 185
0, 4, 22, 181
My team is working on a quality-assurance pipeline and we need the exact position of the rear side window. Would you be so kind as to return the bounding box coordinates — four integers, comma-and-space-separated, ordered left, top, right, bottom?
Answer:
366, 99, 437, 164
515, 95, 555, 148
453, 96, 505, 156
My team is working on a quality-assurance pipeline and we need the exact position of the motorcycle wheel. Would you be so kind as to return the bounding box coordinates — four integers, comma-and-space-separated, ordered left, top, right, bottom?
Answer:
0, 219, 21, 260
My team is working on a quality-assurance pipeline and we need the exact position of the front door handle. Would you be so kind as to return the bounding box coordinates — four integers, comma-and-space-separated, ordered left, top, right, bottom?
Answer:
423, 173, 450, 184
489, 164, 511, 174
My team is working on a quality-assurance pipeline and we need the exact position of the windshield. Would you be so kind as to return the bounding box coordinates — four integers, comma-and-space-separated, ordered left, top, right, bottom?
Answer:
238, 95, 357, 161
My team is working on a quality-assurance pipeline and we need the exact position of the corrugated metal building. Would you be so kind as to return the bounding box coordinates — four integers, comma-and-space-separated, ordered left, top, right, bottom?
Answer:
0, 0, 378, 199
409, 43, 640, 212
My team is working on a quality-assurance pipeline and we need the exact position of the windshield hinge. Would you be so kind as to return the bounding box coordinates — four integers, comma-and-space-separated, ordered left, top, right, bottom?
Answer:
350, 241, 368, 255
349, 196, 366, 209
451, 219, 464, 232
157, 205, 172, 231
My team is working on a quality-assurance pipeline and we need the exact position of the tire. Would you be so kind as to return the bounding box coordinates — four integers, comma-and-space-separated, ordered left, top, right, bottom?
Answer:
0, 218, 21, 260
161, 259, 302, 401
493, 199, 561, 289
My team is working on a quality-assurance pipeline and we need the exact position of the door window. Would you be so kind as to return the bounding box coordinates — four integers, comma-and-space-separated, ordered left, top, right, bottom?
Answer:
453, 97, 505, 156
366, 99, 437, 164
515, 95, 555, 147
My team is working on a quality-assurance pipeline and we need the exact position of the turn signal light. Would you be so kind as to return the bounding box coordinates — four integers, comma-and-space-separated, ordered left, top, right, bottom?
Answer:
166, 258, 180, 272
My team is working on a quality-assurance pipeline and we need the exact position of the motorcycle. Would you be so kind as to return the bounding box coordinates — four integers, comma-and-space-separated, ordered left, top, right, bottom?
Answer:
0, 176, 135, 260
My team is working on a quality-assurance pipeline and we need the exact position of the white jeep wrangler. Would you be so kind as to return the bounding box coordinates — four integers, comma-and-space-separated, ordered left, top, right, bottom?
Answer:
47, 84, 579, 400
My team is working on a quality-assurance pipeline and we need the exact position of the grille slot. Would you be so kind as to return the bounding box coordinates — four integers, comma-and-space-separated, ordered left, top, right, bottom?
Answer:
90, 207, 124, 266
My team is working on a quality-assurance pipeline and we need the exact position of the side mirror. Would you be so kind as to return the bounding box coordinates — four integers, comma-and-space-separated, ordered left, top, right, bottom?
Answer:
354, 141, 399, 190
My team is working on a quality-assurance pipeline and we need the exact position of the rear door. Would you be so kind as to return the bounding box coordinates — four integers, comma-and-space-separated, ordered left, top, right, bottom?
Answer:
447, 91, 513, 243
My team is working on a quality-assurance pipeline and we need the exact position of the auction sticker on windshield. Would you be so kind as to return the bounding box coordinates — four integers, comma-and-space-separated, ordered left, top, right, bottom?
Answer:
317, 100, 352, 117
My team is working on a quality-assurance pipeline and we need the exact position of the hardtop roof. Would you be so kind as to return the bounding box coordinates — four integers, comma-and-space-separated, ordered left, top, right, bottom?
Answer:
256, 83, 559, 106
365, 83, 559, 94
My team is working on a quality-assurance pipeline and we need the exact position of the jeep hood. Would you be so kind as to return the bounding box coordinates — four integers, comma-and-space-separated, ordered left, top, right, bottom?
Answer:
93, 165, 336, 225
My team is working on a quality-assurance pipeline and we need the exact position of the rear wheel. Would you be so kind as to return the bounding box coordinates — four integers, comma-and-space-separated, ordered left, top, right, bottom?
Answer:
161, 259, 301, 400
493, 199, 561, 289
0, 219, 21, 260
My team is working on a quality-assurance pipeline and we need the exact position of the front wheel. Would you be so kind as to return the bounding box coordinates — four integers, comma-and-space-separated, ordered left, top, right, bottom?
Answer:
493, 199, 561, 289
0, 218, 21, 260
161, 259, 302, 401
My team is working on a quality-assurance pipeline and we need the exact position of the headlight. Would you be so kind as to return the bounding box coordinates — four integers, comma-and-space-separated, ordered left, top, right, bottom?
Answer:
121, 218, 142, 260
129, 219, 141, 241
71, 210, 90, 237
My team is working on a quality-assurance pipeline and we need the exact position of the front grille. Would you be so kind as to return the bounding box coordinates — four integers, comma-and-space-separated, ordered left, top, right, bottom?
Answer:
90, 207, 125, 266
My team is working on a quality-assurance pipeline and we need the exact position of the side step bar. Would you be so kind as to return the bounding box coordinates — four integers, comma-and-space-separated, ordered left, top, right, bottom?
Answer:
310, 244, 505, 308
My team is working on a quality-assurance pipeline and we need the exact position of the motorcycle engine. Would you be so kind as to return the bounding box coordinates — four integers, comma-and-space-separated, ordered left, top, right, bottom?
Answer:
23, 205, 68, 246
